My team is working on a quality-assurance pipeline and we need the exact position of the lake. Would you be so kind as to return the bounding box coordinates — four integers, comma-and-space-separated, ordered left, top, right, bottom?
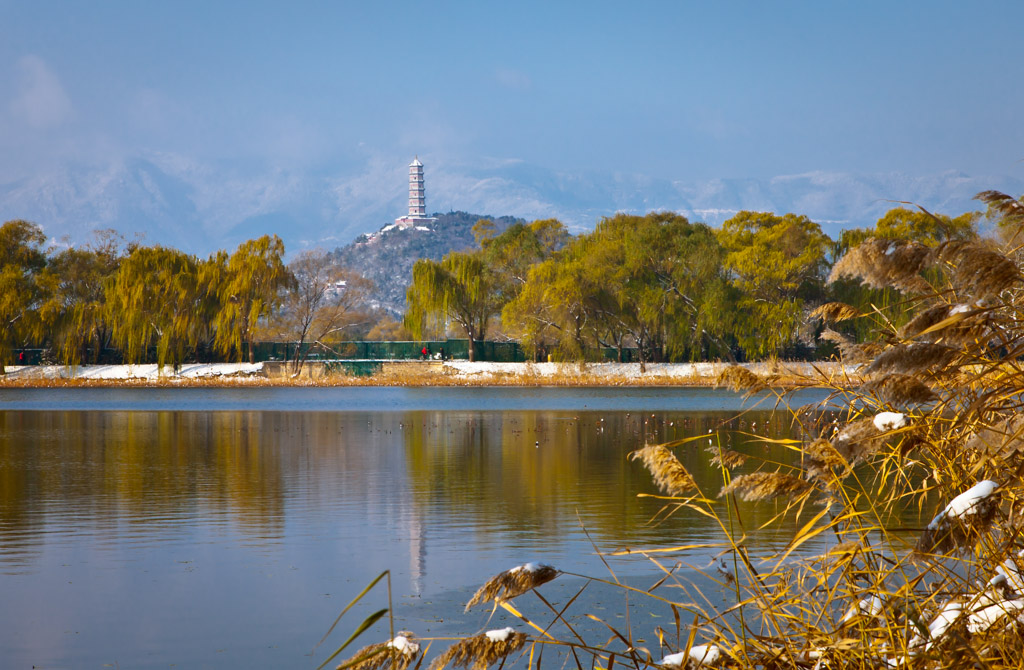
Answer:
0, 387, 832, 669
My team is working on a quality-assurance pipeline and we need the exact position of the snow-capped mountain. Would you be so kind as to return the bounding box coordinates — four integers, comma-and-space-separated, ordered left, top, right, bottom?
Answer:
1, 153, 1019, 256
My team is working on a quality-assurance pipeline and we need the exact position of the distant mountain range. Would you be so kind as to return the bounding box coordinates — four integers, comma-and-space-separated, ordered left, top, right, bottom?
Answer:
1, 153, 1021, 257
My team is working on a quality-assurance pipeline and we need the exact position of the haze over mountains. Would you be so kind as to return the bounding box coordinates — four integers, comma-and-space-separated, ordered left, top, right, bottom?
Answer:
1, 153, 1020, 256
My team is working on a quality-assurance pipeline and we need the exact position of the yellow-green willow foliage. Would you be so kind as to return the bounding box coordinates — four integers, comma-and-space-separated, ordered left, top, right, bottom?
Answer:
405, 251, 497, 362
717, 211, 831, 358
105, 245, 206, 368
503, 212, 733, 364
213, 235, 293, 363
0, 220, 47, 373
37, 231, 130, 365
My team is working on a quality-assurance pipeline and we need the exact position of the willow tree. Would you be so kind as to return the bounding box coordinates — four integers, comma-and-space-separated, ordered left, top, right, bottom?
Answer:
404, 251, 497, 361
37, 230, 130, 365
105, 245, 204, 368
481, 218, 568, 301
0, 220, 48, 373
214, 235, 293, 363
717, 211, 831, 358
578, 212, 733, 367
502, 250, 592, 361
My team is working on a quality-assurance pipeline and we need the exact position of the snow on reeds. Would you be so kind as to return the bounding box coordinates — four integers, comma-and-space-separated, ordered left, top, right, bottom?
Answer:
463, 563, 558, 611
428, 629, 527, 670
339, 632, 421, 670
916, 480, 1000, 554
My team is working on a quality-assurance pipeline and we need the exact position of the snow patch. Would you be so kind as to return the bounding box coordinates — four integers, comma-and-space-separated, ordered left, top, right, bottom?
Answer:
387, 635, 420, 654
485, 627, 515, 642
2, 363, 264, 380
928, 480, 999, 529
873, 412, 907, 431
659, 644, 722, 667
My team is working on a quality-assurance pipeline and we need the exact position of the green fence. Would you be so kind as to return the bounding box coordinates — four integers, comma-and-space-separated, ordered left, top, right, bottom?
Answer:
251, 339, 526, 363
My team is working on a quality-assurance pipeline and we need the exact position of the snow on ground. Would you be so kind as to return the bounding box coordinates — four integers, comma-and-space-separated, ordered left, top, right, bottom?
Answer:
2, 363, 264, 380
440, 361, 850, 380
1, 360, 854, 382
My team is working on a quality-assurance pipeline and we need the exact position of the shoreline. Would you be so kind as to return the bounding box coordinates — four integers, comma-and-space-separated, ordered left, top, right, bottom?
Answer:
0, 360, 856, 388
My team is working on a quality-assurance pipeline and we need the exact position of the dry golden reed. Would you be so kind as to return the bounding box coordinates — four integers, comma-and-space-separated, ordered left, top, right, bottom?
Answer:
820, 329, 883, 364
463, 564, 558, 612
810, 302, 864, 322
718, 472, 810, 501
916, 500, 1000, 556
715, 365, 767, 393
899, 303, 953, 340
829, 418, 885, 465
429, 630, 527, 670
864, 342, 957, 377
977, 189, 1024, 221
965, 418, 1024, 459
935, 239, 1022, 300
706, 445, 748, 469
829, 237, 932, 293
339, 632, 421, 670
860, 373, 936, 404
630, 445, 698, 497
804, 438, 847, 469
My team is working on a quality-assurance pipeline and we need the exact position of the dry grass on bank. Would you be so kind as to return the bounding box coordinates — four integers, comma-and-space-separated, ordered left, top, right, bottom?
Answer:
0, 361, 850, 389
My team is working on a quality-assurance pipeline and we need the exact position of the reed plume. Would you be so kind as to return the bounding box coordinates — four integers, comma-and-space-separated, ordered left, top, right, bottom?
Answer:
464, 563, 558, 611
630, 445, 698, 497
810, 302, 864, 323
715, 365, 767, 393
429, 629, 527, 670
935, 239, 1022, 300
828, 417, 884, 465
864, 342, 956, 377
976, 190, 1024, 221
860, 373, 936, 405
965, 418, 1024, 459
706, 445, 747, 469
719, 471, 810, 501
820, 329, 883, 363
829, 237, 932, 293
339, 632, 421, 670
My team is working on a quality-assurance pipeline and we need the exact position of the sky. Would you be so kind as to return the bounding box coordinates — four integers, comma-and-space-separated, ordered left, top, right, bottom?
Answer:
1, 1, 1023, 249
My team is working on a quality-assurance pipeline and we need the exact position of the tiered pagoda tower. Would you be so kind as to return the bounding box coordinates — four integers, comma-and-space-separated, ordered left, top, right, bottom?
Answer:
394, 157, 437, 227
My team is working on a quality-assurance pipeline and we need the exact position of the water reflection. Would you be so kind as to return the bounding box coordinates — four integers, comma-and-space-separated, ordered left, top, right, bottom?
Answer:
0, 395, 824, 669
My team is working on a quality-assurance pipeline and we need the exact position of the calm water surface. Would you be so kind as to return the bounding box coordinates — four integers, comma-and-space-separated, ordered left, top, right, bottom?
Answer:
0, 387, 830, 669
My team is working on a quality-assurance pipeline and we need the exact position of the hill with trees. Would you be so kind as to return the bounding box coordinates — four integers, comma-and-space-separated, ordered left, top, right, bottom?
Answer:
329, 211, 524, 314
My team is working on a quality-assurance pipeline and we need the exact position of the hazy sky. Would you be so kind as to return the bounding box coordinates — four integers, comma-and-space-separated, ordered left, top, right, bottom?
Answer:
2, 1, 1023, 184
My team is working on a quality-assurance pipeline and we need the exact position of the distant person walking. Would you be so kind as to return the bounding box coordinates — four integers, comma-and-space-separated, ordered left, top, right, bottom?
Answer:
421, 345, 429, 359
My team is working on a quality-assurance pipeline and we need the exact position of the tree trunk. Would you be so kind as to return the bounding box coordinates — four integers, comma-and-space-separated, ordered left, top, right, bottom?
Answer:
291, 342, 304, 377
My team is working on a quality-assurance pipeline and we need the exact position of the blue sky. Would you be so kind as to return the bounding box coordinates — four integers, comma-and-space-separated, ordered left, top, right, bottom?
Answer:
3, 1, 1022, 179
1, 2, 1023, 252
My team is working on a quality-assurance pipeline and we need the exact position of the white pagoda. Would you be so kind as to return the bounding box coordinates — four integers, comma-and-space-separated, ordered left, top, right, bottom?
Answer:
394, 157, 437, 227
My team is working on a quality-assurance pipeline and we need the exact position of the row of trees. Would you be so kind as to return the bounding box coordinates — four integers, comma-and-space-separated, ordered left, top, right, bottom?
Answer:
1, 204, 980, 372
0, 222, 371, 374
404, 207, 977, 365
